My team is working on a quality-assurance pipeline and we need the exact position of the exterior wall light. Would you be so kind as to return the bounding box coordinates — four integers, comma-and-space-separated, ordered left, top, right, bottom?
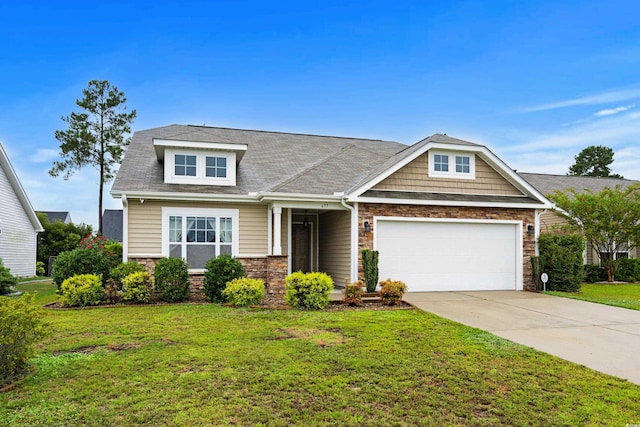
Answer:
363, 221, 371, 233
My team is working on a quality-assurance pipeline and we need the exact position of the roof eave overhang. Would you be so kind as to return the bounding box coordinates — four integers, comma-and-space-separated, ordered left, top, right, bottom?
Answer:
348, 195, 550, 210
110, 190, 260, 203
152, 138, 248, 162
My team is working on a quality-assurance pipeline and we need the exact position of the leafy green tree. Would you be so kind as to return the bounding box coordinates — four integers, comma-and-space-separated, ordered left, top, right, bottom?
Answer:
549, 184, 640, 282
567, 145, 623, 178
50, 80, 136, 233
36, 212, 92, 272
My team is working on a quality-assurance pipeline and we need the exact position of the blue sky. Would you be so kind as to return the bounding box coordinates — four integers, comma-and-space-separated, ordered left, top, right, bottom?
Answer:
1, 0, 639, 227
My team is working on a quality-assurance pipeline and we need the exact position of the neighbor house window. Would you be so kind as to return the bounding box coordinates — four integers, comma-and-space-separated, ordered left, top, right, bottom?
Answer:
174, 154, 197, 176
429, 151, 475, 179
164, 208, 238, 269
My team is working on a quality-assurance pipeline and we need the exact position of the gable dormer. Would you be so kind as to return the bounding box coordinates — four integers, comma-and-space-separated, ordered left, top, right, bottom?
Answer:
153, 139, 247, 186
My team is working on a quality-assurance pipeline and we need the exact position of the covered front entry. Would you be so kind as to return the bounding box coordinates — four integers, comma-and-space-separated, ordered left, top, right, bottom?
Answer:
375, 218, 522, 292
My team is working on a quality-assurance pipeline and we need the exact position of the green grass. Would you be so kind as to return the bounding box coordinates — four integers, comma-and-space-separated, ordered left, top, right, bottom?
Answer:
546, 283, 640, 310
2, 298, 640, 425
9, 279, 58, 306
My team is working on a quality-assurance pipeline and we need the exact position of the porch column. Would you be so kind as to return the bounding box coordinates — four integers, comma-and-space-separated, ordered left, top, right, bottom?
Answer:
273, 206, 282, 256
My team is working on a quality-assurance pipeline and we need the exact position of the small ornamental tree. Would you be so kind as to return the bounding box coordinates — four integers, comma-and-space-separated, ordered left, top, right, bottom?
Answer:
549, 184, 640, 282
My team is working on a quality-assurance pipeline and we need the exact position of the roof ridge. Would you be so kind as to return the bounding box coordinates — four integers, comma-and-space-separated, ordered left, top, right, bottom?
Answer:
181, 124, 396, 143
520, 171, 637, 182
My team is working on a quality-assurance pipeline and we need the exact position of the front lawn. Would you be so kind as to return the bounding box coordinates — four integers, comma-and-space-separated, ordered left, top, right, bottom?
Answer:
546, 283, 640, 311
2, 296, 640, 425
9, 279, 58, 306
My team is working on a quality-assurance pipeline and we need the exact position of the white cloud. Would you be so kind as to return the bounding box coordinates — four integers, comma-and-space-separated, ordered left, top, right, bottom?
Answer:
519, 87, 640, 113
498, 111, 640, 180
30, 148, 59, 163
594, 104, 634, 117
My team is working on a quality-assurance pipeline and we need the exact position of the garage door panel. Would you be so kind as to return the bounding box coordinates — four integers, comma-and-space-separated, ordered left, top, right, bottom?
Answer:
376, 220, 518, 292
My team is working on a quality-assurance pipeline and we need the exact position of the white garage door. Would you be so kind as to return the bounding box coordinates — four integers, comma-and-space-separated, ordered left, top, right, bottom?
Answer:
376, 219, 521, 292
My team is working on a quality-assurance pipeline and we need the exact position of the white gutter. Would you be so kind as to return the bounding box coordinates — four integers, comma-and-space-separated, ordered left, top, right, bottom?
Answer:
122, 195, 129, 262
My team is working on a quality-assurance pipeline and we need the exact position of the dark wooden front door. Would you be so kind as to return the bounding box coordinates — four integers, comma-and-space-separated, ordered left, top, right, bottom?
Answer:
292, 224, 311, 273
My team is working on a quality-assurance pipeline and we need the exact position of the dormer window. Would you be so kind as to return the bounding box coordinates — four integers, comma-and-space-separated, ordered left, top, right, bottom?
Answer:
206, 156, 227, 178
153, 138, 247, 187
429, 151, 475, 179
175, 154, 197, 176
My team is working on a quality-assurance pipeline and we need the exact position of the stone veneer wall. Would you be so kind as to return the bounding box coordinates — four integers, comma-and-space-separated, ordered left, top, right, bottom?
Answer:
129, 256, 286, 301
357, 203, 537, 291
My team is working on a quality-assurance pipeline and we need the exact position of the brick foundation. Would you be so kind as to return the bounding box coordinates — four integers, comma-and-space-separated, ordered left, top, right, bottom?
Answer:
358, 203, 537, 291
129, 255, 288, 303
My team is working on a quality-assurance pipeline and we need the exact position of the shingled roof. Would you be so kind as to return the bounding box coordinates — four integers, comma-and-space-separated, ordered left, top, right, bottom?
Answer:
519, 173, 639, 196
112, 124, 406, 196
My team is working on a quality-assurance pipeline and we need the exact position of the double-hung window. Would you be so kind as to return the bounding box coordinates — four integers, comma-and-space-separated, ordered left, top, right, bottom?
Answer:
164, 208, 238, 269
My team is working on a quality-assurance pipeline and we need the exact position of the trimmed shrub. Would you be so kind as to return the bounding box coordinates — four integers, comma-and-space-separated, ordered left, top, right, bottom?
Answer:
222, 277, 265, 307
203, 255, 246, 303
154, 257, 190, 302
379, 278, 407, 305
285, 272, 334, 310
36, 261, 46, 277
122, 271, 153, 304
362, 249, 379, 293
59, 274, 104, 307
0, 294, 48, 387
110, 262, 146, 290
615, 258, 640, 283
0, 259, 18, 295
584, 264, 607, 283
538, 233, 585, 292
51, 248, 111, 288
342, 280, 364, 306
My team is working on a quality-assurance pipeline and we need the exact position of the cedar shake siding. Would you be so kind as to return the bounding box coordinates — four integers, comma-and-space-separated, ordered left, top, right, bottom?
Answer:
374, 154, 522, 196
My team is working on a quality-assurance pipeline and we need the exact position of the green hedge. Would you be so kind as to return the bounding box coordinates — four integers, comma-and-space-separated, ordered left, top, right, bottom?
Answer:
0, 258, 17, 295
0, 294, 47, 387
154, 258, 190, 302
203, 255, 246, 303
222, 277, 265, 307
538, 233, 585, 292
122, 271, 154, 304
285, 272, 333, 310
59, 274, 104, 307
615, 258, 640, 283
51, 248, 111, 288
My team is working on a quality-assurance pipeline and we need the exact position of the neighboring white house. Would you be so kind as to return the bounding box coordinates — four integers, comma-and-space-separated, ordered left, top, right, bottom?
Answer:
0, 142, 43, 277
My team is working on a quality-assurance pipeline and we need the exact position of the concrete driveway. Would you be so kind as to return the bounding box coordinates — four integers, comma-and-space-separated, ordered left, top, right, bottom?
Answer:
404, 291, 640, 385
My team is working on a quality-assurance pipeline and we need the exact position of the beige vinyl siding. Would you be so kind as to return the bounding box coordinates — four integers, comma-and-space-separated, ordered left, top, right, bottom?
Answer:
127, 200, 268, 256
280, 208, 289, 255
319, 210, 351, 285
538, 210, 569, 233
373, 153, 523, 196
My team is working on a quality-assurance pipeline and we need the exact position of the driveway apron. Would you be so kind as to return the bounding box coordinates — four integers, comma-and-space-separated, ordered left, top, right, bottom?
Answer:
404, 291, 640, 385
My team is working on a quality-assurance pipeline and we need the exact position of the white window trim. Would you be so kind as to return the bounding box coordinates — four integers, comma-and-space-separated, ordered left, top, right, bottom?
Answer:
164, 148, 237, 186
162, 207, 239, 271
428, 151, 475, 179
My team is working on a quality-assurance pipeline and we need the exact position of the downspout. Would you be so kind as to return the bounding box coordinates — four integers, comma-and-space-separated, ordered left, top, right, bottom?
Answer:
340, 197, 358, 282
122, 195, 129, 263
534, 209, 547, 256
